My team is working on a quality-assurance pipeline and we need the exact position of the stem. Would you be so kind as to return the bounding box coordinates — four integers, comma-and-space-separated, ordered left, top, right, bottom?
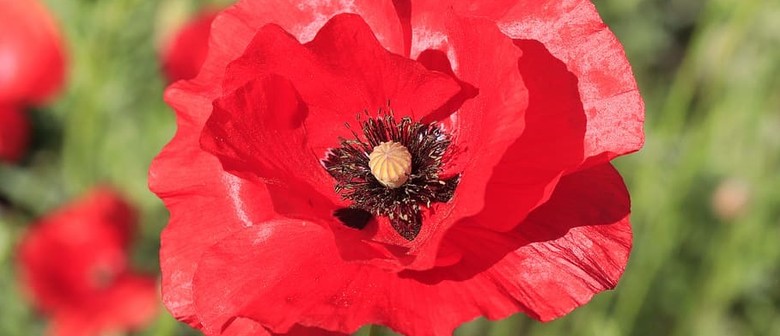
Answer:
368, 325, 383, 336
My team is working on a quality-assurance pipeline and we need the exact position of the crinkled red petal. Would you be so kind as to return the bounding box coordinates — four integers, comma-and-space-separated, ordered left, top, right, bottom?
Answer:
152, 0, 408, 326
401, 0, 644, 168
200, 14, 460, 255
205, 14, 459, 182
152, 84, 275, 327
201, 74, 341, 214
463, 38, 587, 232
477, 0, 645, 166
191, 163, 631, 335
195, 0, 404, 94
403, 14, 587, 270
398, 11, 531, 267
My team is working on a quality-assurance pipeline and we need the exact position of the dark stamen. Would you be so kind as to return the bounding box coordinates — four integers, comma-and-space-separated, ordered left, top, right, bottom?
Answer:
322, 108, 460, 240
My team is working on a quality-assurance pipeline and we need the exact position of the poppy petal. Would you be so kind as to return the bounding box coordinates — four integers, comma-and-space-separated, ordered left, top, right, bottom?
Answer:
153, 2, 422, 323
463, 38, 587, 232
405, 14, 587, 269
192, 0, 403, 95
163, 0, 406, 139
201, 73, 342, 212
401, 0, 643, 168
392, 14, 530, 267
151, 84, 275, 326
191, 163, 630, 335
200, 14, 459, 234
488, 0, 645, 166
419, 163, 632, 322
207, 14, 460, 173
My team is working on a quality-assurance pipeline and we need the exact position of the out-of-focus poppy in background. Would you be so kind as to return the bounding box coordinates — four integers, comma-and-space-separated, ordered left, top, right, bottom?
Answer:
0, 0, 66, 164
0, 0, 66, 106
160, 10, 217, 83
0, 0, 779, 336
17, 188, 157, 336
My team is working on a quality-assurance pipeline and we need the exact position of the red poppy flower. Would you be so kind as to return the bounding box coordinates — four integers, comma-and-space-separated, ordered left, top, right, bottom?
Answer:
17, 188, 157, 336
161, 10, 218, 83
0, 104, 29, 162
0, 0, 66, 105
150, 0, 644, 335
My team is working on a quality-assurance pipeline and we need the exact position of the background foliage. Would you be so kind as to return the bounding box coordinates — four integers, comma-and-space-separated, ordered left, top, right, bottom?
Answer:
0, 0, 778, 335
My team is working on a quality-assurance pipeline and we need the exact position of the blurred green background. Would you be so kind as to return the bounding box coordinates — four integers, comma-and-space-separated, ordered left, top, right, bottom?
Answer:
1, 0, 779, 335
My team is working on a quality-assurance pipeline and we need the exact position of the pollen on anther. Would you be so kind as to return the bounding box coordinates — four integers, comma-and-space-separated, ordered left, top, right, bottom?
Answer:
368, 141, 411, 189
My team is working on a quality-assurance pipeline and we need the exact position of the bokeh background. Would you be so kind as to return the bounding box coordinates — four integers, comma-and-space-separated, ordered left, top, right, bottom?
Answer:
1, 0, 779, 335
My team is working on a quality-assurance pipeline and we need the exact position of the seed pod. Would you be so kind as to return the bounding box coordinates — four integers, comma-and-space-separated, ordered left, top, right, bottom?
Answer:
368, 141, 411, 188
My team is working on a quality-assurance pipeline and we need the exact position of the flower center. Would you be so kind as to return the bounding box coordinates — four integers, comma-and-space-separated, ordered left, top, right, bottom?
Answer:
322, 109, 460, 241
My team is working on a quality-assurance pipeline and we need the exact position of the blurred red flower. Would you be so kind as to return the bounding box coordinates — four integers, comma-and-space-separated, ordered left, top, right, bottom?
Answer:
0, 0, 66, 105
161, 10, 217, 83
17, 188, 157, 336
150, 0, 644, 335
0, 105, 29, 162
